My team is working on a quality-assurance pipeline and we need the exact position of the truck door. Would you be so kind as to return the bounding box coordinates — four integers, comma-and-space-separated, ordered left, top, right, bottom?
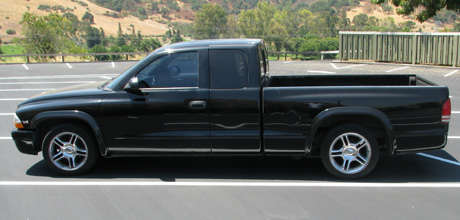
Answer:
209, 48, 261, 153
99, 50, 211, 153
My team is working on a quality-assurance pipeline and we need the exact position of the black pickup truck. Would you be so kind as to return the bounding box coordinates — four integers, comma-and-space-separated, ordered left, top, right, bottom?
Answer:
12, 39, 451, 178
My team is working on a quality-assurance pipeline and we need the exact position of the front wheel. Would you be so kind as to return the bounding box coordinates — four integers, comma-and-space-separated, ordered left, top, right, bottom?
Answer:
320, 123, 379, 179
42, 124, 99, 175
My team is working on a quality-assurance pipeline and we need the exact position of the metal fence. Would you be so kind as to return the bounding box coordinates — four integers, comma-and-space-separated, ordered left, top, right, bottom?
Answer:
0, 52, 150, 63
269, 51, 339, 61
339, 31, 460, 67
0, 51, 339, 64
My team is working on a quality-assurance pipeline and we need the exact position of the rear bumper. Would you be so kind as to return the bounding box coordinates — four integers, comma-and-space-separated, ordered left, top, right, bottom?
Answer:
11, 129, 38, 155
395, 132, 447, 154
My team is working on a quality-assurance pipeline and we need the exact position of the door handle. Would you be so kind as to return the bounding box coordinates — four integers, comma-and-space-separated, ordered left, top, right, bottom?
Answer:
189, 101, 207, 110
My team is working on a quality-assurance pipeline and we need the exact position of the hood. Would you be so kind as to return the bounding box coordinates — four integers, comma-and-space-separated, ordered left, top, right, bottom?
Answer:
20, 81, 107, 106
32, 81, 106, 98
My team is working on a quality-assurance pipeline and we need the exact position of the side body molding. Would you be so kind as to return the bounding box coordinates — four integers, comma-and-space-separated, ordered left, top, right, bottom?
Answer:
30, 111, 108, 156
309, 107, 397, 155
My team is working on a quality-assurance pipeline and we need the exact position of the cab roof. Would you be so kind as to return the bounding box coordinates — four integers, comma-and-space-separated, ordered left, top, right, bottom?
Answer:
155, 39, 262, 53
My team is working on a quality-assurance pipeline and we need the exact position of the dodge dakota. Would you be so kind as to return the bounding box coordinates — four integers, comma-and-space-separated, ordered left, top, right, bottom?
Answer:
12, 39, 451, 178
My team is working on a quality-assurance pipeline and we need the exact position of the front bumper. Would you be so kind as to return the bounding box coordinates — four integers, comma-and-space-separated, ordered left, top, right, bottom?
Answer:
11, 129, 38, 155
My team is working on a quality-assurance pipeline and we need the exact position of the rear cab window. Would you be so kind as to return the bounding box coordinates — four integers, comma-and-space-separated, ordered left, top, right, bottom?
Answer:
210, 50, 248, 89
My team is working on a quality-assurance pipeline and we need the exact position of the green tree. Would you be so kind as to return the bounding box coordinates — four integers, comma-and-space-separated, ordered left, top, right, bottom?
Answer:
109, 45, 122, 60
100, 27, 109, 46
225, 14, 239, 38
353, 13, 369, 30
139, 38, 161, 52
454, 23, 460, 32
296, 9, 313, 36
309, 10, 339, 37
310, 1, 334, 13
270, 10, 289, 51
399, 21, 417, 31
82, 11, 94, 24
116, 22, 126, 46
83, 26, 101, 48
238, 2, 276, 40
63, 13, 80, 36
91, 44, 109, 61
299, 35, 339, 59
193, 4, 227, 39
337, 9, 351, 31
382, 3, 393, 14
20, 12, 74, 59
372, 0, 460, 22
138, 7, 146, 15
170, 29, 184, 43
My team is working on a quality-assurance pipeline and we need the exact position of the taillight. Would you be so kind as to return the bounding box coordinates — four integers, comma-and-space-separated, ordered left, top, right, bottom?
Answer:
441, 98, 451, 124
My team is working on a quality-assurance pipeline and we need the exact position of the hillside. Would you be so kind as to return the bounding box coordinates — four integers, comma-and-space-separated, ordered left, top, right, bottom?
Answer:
0, 0, 456, 43
0, 0, 172, 42
346, 1, 443, 32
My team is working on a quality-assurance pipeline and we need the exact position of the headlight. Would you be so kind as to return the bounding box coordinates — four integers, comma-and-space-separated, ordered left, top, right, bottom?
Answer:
13, 114, 24, 129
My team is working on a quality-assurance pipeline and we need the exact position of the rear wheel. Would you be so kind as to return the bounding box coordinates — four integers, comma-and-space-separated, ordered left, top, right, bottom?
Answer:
42, 124, 99, 175
320, 123, 379, 179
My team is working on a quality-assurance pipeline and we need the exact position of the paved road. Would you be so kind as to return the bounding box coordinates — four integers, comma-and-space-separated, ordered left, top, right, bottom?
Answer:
0, 61, 459, 220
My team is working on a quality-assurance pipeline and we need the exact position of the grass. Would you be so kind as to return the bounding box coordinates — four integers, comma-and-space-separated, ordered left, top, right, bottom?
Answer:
1, 44, 26, 55
0, 44, 27, 63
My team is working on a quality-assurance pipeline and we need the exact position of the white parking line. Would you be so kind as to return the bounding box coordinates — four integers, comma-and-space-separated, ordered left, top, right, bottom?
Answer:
0, 81, 96, 85
0, 98, 27, 101
417, 153, 460, 167
452, 111, 460, 114
330, 63, 365, 70
0, 137, 12, 139
0, 181, 460, 188
0, 74, 117, 80
307, 70, 336, 74
0, 113, 14, 116
386, 66, 410, 72
112, 62, 115, 68
448, 136, 460, 139
66, 63, 73, 69
444, 70, 459, 77
0, 89, 55, 92
22, 64, 29, 70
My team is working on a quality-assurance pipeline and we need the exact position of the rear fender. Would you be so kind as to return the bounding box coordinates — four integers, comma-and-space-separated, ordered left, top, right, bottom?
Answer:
309, 107, 397, 155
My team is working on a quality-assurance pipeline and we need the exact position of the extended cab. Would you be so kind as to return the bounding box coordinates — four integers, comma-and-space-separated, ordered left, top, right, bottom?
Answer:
12, 39, 451, 178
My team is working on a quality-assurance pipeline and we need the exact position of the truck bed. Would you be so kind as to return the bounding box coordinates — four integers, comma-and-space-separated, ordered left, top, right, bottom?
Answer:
267, 74, 436, 87
262, 74, 449, 155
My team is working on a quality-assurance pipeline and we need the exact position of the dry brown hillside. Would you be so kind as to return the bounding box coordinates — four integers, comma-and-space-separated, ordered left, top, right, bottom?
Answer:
0, 0, 452, 43
0, 0, 172, 42
348, 1, 443, 32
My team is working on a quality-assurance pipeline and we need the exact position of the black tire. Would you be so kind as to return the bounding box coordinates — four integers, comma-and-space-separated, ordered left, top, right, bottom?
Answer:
320, 123, 379, 179
42, 124, 99, 175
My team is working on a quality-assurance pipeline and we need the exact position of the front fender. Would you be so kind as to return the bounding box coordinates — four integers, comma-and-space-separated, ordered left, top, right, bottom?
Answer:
30, 111, 108, 156
309, 107, 397, 155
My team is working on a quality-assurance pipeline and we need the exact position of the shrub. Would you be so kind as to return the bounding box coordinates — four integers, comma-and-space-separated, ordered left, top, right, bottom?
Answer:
6, 29, 16, 35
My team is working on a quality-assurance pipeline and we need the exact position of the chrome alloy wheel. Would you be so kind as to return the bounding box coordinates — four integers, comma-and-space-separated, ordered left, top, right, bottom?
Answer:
329, 132, 371, 174
48, 132, 88, 171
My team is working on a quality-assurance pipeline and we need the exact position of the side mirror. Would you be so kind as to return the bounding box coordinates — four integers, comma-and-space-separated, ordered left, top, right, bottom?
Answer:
124, 77, 142, 93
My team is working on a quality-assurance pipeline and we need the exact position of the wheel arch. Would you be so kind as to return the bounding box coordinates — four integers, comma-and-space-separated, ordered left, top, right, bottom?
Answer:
30, 111, 108, 156
308, 107, 397, 155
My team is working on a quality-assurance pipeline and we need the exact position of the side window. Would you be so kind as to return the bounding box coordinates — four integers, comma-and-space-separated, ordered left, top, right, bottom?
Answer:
210, 50, 248, 89
136, 52, 199, 88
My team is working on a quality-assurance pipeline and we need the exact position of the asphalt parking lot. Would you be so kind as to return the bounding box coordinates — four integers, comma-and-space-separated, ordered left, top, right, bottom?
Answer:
0, 60, 459, 219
